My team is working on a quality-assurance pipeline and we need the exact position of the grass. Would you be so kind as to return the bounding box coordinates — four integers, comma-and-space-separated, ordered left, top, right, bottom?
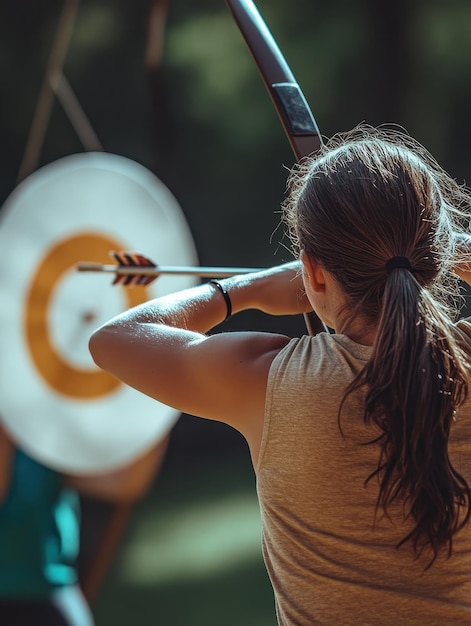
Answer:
89, 416, 277, 626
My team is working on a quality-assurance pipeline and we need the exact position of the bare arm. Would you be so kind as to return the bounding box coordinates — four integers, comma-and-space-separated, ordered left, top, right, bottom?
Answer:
89, 262, 311, 456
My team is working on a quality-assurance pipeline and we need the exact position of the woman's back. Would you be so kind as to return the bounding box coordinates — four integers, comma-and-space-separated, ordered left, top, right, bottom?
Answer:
259, 328, 471, 625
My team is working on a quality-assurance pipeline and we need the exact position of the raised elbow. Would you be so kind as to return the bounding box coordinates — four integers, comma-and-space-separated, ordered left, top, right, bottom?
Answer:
88, 327, 108, 370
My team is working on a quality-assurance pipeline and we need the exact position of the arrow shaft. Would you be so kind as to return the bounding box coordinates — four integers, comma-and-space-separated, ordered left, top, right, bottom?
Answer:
77, 262, 264, 279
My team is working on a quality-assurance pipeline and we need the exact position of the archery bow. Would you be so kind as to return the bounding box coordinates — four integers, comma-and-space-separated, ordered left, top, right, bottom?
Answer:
225, 0, 328, 335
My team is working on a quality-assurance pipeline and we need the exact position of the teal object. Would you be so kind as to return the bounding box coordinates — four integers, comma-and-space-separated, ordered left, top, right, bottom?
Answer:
0, 448, 80, 598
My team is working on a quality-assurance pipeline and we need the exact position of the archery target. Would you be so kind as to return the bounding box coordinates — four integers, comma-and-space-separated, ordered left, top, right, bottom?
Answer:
0, 152, 198, 474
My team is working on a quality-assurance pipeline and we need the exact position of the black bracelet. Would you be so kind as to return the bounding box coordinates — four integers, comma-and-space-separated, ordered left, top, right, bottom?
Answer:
209, 280, 232, 320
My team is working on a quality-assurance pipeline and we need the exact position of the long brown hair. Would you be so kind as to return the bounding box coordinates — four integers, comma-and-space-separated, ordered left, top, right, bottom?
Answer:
283, 125, 471, 565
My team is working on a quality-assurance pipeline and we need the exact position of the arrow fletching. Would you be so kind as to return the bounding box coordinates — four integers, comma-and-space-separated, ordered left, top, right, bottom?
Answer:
109, 251, 157, 286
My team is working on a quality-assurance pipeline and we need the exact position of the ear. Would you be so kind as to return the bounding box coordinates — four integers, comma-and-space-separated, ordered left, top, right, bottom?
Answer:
300, 250, 326, 293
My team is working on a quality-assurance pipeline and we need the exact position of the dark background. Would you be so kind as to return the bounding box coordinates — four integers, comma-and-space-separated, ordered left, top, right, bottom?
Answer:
1, 1, 471, 624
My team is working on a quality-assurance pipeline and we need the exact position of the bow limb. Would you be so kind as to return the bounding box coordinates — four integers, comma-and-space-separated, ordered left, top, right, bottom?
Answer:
225, 0, 327, 334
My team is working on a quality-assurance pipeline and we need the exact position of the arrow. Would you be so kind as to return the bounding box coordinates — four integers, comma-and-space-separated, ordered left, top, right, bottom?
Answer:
76, 251, 264, 286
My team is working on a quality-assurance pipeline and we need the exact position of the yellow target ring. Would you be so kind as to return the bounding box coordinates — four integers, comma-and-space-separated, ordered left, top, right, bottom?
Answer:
24, 232, 149, 399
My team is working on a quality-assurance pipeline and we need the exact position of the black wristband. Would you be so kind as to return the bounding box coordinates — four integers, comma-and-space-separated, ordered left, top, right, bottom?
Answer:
209, 280, 232, 320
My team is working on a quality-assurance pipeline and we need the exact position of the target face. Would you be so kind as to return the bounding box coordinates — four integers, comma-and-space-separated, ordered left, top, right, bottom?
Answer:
0, 152, 198, 474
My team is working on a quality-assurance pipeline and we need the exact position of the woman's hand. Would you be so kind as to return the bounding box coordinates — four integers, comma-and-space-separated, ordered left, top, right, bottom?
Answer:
227, 261, 313, 317
452, 232, 471, 286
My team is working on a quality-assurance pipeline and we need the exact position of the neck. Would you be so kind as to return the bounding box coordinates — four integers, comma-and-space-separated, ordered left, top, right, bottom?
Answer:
335, 317, 377, 347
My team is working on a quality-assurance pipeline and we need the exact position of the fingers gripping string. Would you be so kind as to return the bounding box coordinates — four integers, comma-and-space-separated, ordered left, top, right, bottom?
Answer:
209, 280, 232, 320
386, 256, 412, 275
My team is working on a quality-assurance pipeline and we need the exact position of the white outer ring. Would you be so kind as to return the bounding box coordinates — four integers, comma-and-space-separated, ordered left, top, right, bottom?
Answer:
0, 152, 198, 474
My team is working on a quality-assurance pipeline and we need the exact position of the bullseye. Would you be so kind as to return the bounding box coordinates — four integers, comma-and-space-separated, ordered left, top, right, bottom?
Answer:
25, 232, 150, 399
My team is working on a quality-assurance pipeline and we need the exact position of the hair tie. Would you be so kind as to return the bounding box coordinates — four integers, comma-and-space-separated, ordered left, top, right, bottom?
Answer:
386, 256, 412, 274
209, 280, 232, 320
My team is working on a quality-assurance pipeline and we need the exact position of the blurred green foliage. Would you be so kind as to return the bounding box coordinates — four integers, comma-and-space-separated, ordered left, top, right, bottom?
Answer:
2, 0, 471, 265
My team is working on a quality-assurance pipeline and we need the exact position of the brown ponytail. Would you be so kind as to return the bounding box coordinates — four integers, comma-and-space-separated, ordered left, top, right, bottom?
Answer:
283, 125, 471, 565
352, 267, 470, 566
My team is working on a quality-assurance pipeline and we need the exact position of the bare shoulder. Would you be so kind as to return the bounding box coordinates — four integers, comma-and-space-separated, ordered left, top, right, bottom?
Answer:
181, 330, 291, 429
